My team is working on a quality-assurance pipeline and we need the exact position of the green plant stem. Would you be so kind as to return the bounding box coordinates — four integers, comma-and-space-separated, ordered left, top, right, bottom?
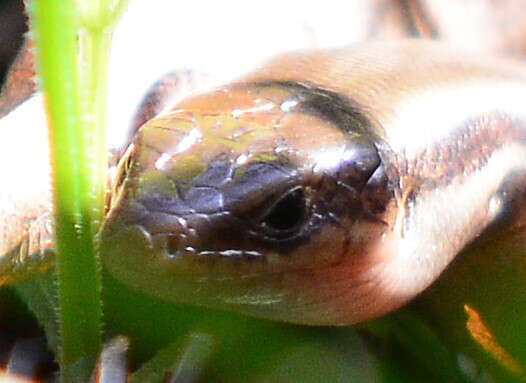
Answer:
29, 0, 103, 374
28, 0, 127, 379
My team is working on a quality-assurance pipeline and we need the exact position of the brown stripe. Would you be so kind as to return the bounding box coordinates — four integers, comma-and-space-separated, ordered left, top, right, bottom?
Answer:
405, 0, 439, 38
366, 0, 438, 39
393, 113, 526, 188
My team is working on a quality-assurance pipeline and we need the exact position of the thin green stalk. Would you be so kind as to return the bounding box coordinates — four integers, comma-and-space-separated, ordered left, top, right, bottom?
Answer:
29, 0, 102, 373
28, 0, 127, 379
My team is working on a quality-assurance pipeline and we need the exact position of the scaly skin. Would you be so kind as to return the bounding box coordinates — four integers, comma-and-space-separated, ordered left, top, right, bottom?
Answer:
2, 40, 526, 327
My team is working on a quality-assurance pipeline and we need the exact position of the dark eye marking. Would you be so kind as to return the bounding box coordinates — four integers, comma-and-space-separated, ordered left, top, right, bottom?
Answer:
260, 187, 306, 237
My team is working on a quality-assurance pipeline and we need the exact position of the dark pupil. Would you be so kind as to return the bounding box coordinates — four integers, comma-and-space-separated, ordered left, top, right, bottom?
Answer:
262, 188, 305, 233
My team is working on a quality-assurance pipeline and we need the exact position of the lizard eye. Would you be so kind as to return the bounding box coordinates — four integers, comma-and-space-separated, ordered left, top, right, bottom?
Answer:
259, 187, 307, 238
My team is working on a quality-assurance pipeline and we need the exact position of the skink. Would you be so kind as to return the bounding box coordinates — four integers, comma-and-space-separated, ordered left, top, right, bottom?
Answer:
2, 40, 526, 327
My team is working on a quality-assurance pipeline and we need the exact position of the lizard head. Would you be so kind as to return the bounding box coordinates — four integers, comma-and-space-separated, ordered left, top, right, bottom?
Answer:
101, 81, 397, 325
